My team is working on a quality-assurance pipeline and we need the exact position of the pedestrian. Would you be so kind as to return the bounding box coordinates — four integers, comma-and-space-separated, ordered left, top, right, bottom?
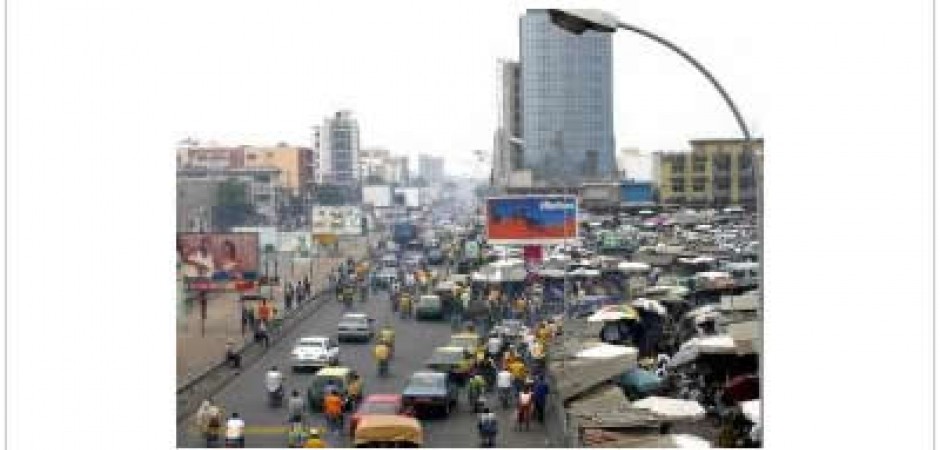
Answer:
258, 299, 272, 326
256, 320, 270, 348
285, 290, 293, 310
241, 304, 251, 336
323, 389, 344, 434
533, 376, 549, 424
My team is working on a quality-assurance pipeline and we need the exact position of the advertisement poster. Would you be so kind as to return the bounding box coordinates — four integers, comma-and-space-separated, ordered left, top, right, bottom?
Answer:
277, 232, 313, 254
177, 233, 259, 280
485, 196, 578, 244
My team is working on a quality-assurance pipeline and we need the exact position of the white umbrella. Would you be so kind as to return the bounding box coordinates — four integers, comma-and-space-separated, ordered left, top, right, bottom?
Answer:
671, 434, 713, 448
618, 261, 651, 273
632, 396, 706, 420
630, 298, 667, 316
740, 399, 761, 425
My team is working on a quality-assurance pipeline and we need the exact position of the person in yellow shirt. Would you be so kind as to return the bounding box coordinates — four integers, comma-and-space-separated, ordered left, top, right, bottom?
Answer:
508, 359, 527, 395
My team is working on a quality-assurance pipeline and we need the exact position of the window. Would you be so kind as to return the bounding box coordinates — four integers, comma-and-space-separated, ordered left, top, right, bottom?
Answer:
693, 163, 707, 172
671, 183, 685, 192
693, 184, 705, 193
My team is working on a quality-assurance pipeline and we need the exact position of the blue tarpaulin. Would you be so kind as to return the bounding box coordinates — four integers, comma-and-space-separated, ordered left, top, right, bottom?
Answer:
618, 368, 662, 394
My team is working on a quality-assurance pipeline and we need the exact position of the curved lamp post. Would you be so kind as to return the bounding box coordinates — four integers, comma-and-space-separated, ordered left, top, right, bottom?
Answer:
547, 10, 762, 444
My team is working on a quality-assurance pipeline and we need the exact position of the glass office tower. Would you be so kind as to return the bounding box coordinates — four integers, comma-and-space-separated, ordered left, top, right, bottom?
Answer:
520, 9, 617, 187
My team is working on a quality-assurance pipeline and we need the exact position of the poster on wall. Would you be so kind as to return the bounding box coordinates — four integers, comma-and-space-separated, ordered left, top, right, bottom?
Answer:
485, 196, 578, 245
310, 206, 363, 235
177, 233, 259, 280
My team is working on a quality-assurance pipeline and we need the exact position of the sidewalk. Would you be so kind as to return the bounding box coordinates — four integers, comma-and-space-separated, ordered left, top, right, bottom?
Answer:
176, 236, 370, 385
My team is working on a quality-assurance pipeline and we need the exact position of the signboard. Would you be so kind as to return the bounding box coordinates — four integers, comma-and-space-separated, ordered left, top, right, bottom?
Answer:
464, 240, 480, 260
178, 233, 259, 280
277, 231, 313, 254
311, 206, 363, 235
485, 195, 578, 245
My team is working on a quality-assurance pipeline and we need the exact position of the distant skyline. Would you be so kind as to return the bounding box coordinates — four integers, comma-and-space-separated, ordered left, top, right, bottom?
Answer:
166, 1, 764, 178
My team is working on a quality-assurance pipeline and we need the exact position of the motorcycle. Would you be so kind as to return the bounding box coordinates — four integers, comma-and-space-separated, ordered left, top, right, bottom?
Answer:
224, 437, 245, 448
377, 358, 390, 377
498, 387, 511, 410
268, 386, 284, 408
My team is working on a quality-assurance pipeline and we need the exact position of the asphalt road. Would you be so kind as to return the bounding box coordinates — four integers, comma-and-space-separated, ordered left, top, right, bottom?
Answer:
178, 270, 553, 448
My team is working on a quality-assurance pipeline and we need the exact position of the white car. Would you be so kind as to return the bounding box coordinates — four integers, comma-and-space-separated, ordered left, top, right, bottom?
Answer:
337, 313, 375, 342
291, 336, 339, 371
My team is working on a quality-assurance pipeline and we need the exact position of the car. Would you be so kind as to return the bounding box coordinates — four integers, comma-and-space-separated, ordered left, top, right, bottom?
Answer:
307, 366, 360, 411
425, 346, 473, 386
338, 313, 375, 342
402, 371, 458, 417
415, 295, 443, 320
291, 336, 340, 371
448, 332, 483, 357
426, 248, 444, 265
349, 394, 409, 436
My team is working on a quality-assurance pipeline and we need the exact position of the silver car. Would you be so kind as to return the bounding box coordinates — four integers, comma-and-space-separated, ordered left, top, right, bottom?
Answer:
291, 336, 340, 371
337, 313, 375, 342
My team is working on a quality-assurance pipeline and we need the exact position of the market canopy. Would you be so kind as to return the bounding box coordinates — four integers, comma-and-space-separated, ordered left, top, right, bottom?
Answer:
630, 298, 667, 316
668, 335, 741, 368
568, 267, 601, 277
587, 304, 639, 322
631, 396, 706, 420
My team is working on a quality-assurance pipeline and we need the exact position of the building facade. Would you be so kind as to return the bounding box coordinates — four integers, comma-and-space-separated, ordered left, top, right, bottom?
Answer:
314, 110, 361, 185
519, 9, 617, 188
417, 154, 445, 183
177, 166, 281, 227
243, 144, 312, 196
653, 138, 763, 208
618, 147, 653, 181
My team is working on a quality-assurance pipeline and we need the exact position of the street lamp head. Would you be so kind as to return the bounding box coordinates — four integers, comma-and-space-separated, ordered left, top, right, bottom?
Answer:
548, 9, 621, 34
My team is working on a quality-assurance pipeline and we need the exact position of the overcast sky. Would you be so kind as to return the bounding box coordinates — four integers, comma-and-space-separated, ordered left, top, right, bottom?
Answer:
153, 0, 764, 177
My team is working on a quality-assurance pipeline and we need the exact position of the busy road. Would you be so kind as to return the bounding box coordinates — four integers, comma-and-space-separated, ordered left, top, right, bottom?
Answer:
178, 262, 551, 448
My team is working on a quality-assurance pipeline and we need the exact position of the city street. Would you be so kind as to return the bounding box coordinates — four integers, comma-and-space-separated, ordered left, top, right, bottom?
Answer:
177, 270, 553, 448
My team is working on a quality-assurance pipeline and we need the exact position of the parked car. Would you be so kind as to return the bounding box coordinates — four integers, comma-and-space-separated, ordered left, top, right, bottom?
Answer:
349, 394, 409, 436
338, 313, 375, 342
291, 336, 339, 371
402, 371, 458, 417
307, 366, 359, 411
415, 295, 443, 320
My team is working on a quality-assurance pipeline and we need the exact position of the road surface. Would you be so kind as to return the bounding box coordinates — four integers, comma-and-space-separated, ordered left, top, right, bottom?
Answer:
178, 270, 553, 448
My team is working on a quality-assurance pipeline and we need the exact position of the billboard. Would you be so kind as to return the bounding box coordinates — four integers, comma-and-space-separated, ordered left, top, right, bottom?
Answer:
311, 206, 363, 235
177, 233, 259, 280
485, 195, 578, 245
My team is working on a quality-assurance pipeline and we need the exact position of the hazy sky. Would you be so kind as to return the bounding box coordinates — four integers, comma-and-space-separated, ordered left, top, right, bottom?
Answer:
157, 0, 764, 177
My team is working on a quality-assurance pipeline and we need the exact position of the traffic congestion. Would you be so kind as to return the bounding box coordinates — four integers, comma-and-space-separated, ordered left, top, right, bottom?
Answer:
180, 195, 556, 448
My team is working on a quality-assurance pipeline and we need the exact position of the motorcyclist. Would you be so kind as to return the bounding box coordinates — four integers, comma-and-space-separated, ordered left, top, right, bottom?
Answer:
287, 390, 305, 425
378, 326, 395, 356
266, 366, 284, 406
477, 407, 498, 448
347, 374, 363, 410
467, 373, 486, 413
287, 421, 308, 448
303, 428, 327, 448
225, 412, 246, 448
496, 367, 512, 409
374, 341, 390, 376
399, 293, 412, 318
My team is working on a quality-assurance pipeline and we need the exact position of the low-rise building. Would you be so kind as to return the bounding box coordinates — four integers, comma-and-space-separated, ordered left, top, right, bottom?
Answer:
653, 138, 763, 208
177, 166, 281, 227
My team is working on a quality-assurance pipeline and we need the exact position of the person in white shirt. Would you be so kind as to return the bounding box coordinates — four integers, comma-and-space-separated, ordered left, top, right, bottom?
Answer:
486, 334, 502, 358
496, 369, 512, 407
265, 366, 283, 394
225, 412, 245, 447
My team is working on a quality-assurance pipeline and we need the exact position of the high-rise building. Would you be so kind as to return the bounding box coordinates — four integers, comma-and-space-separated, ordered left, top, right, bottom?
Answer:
492, 59, 523, 189
519, 9, 617, 188
418, 154, 445, 183
314, 110, 360, 185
